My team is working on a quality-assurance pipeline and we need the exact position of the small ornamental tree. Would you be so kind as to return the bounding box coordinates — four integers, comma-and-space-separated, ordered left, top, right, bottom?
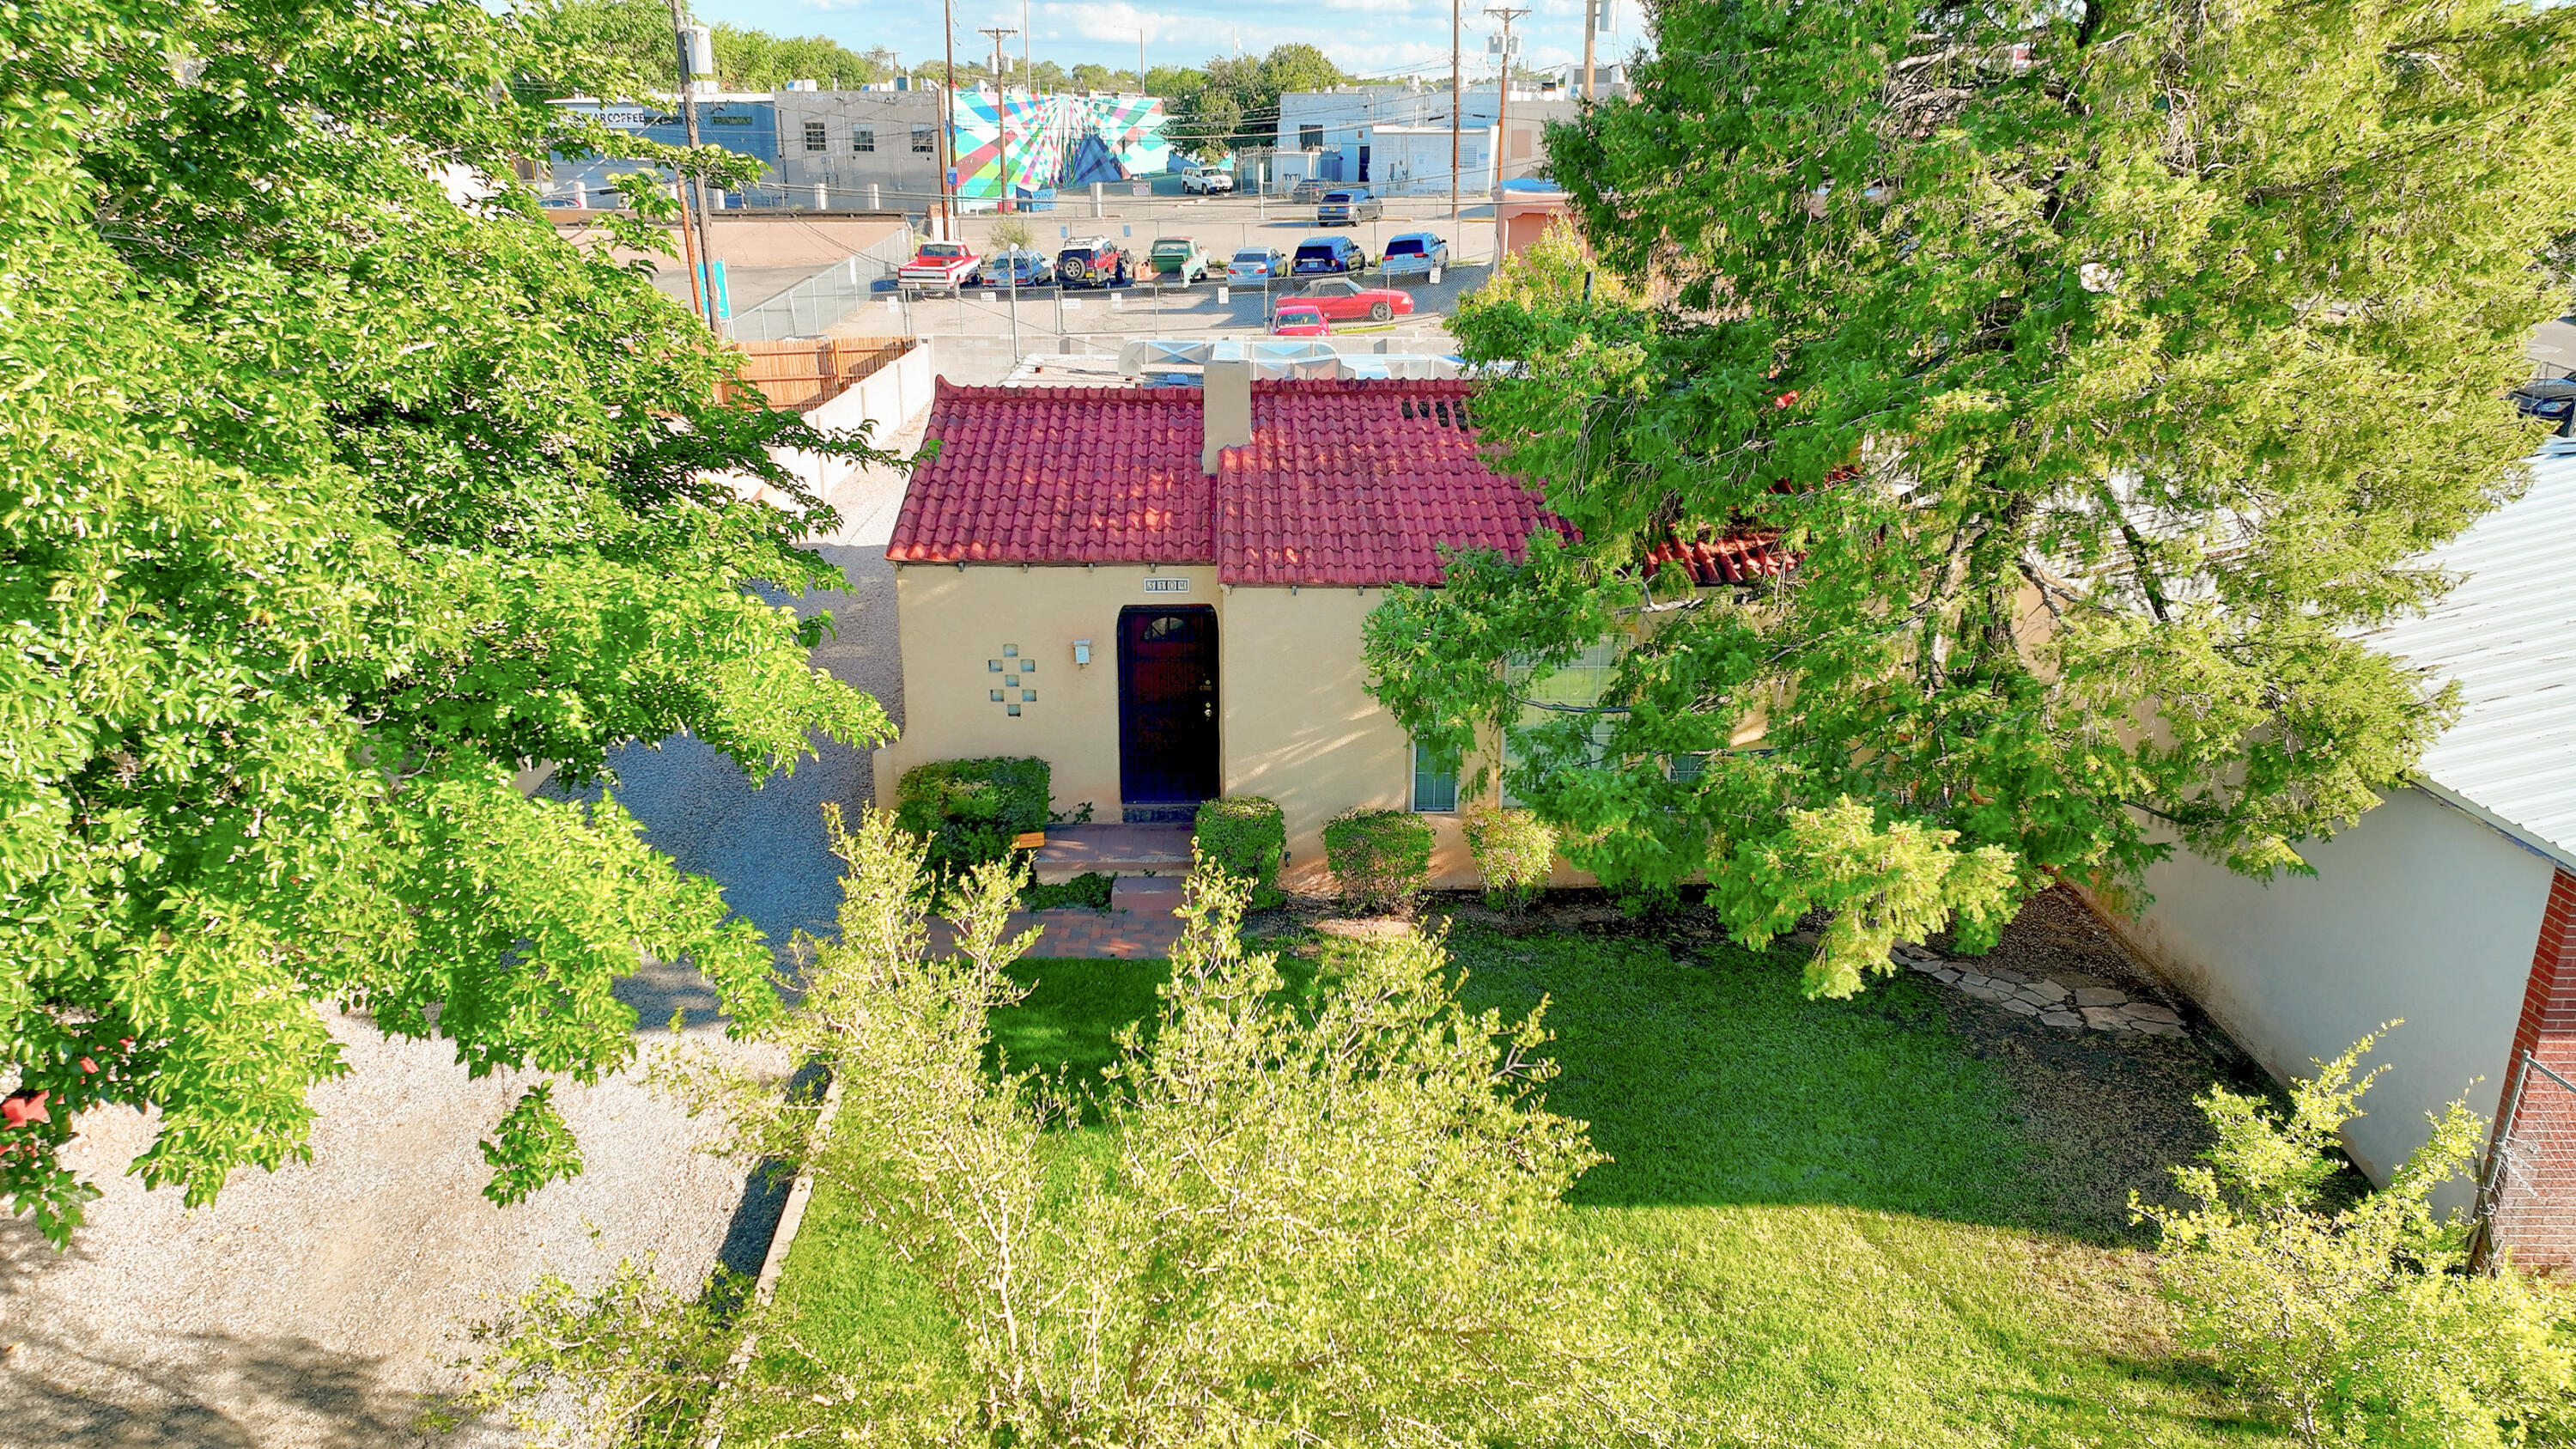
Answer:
1366, 0, 2576, 996
2137, 1030, 2576, 1446
3, 0, 900, 1240
465, 811, 1669, 1445
1465, 805, 1556, 910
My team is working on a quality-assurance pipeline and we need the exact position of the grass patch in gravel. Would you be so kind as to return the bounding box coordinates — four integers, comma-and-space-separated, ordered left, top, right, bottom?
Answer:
749, 923, 2277, 1446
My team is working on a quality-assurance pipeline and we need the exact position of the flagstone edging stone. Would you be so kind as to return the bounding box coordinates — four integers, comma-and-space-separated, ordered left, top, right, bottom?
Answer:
1886, 943, 2190, 1038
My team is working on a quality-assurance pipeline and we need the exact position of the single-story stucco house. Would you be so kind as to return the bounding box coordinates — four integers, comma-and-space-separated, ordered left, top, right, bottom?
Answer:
2116, 436, 2576, 1251
873, 365, 1777, 888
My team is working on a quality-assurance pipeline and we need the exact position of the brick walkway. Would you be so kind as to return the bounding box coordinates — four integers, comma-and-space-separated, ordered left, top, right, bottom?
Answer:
927, 907, 1182, 959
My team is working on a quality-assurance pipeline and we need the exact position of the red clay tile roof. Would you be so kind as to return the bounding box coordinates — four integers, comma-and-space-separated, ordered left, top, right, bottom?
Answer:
885, 376, 1567, 587
1219, 379, 1558, 587
1643, 527, 1791, 587
886, 381, 1213, 565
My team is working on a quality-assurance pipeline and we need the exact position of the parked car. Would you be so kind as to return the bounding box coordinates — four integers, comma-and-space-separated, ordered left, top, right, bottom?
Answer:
1291, 276, 1414, 324
1378, 232, 1449, 280
1290, 235, 1366, 277
973, 247, 1053, 288
1270, 302, 1331, 338
897, 240, 980, 292
1182, 163, 1236, 194
1054, 237, 1129, 289
1316, 189, 1384, 224
1146, 237, 1219, 284
1291, 178, 1331, 204
2512, 380, 2576, 436
1226, 247, 1287, 283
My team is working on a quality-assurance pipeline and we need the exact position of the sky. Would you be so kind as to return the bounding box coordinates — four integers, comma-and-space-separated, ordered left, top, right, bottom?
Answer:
701, 0, 1649, 84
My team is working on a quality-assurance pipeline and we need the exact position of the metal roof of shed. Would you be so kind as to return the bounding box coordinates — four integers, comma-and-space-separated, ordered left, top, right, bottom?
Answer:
2367, 437, 2576, 868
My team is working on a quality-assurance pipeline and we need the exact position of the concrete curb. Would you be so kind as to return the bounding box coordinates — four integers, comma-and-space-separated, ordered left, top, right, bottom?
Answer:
703, 1071, 845, 1449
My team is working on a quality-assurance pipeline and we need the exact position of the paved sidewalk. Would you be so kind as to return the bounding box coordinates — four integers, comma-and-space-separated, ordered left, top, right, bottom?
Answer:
928, 907, 1183, 960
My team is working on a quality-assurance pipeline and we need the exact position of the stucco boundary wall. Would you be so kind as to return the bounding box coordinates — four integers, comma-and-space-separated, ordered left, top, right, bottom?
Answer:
718, 337, 935, 509
2070, 788, 2554, 1209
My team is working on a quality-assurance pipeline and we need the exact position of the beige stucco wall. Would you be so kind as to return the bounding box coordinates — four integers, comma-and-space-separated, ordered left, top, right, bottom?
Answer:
877, 563, 1217, 816
874, 566, 1528, 890
2125, 788, 2552, 1203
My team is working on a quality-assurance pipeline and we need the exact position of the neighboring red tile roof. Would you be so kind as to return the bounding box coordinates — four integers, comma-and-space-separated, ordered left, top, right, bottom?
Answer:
1644, 527, 1790, 587
1219, 379, 1558, 586
886, 381, 1212, 565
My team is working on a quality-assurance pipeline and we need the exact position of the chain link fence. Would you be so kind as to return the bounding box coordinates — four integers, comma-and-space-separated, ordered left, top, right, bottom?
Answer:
726, 230, 915, 343
2474, 1050, 2576, 1272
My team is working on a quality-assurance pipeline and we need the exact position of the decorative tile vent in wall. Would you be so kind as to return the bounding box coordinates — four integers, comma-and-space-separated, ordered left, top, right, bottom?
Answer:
987, 644, 1036, 716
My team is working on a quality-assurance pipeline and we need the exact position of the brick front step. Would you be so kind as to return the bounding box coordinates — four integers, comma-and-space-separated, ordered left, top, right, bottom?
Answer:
1111, 874, 1188, 917
1030, 822, 1195, 884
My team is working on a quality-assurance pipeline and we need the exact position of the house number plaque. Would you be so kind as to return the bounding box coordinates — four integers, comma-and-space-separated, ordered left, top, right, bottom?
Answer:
1143, 577, 1189, 593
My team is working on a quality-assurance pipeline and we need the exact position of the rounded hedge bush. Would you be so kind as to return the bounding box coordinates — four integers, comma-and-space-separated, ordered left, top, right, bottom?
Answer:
894, 757, 1051, 876
1194, 796, 1286, 907
1464, 806, 1554, 910
1321, 807, 1436, 916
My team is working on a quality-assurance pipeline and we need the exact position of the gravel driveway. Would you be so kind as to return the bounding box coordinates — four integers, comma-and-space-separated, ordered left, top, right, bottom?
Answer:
0, 418, 921, 1448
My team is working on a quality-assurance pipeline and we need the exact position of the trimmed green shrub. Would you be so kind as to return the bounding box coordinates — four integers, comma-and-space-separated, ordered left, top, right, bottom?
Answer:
894, 757, 1051, 876
1322, 807, 1436, 916
1464, 807, 1554, 910
1194, 796, 1286, 907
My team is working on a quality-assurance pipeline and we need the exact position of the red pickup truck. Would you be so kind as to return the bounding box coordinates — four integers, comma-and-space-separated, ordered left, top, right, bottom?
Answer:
898, 240, 980, 292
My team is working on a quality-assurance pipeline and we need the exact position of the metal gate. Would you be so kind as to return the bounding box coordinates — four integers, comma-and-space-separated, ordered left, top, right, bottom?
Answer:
2474, 1050, 2576, 1271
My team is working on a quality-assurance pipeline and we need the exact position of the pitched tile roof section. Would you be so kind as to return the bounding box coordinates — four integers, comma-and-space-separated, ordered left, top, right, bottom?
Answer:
1217, 379, 1557, 587
885, 379, 1214, 565
1643, 527, 1790, 587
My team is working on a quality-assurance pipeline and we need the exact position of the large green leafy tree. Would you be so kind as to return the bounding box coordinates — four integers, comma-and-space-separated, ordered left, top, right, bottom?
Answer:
3, 0, 896, 1242
525, 0, 890, 94
1370, 0, 2576, 994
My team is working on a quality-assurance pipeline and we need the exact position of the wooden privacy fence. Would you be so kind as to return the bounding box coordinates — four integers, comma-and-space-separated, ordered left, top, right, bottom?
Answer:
724, 337, 915, 411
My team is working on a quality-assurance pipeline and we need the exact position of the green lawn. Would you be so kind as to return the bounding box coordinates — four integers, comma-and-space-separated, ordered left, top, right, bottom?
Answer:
753, 923, 2275, 1446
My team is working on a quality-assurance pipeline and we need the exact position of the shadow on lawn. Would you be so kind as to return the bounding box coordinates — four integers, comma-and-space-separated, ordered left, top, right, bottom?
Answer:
1436, 919, 2253, 1243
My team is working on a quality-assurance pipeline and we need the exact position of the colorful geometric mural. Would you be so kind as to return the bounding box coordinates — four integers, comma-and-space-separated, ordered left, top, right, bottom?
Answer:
948, 89, 1170, 200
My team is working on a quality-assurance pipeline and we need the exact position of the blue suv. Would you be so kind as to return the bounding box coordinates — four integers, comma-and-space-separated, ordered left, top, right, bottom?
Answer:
1291, 235, 1366, 277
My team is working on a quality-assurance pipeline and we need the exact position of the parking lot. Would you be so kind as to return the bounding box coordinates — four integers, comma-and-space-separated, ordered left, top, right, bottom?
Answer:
843, 193, 1497, 376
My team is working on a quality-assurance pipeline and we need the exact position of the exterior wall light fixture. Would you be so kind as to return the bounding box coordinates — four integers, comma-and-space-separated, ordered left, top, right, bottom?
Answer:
1072, 640, 1092, 666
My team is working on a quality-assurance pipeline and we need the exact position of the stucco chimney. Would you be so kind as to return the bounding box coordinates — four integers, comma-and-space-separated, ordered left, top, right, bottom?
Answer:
1201, 358, 1253, 474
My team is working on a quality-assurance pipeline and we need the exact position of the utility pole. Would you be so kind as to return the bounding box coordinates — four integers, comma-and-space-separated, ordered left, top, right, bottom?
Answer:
665, 0, 722, 334
981, 26, 1018, 210
1139, 30, 1147, 93
1022, 0, 1030, 94
1486, 6, 1526, 262
1449, 0, 1461, 222
939, 0, 957, 238
1582, 0, 1596, 100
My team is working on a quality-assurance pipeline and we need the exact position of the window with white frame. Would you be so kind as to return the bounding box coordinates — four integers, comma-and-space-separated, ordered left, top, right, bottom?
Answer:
852, 125, 875, 153
1502, 638, 1624, 807
1413, 740, 1459, 814
1298, 124, 1324, 150
803, 120, 828, 152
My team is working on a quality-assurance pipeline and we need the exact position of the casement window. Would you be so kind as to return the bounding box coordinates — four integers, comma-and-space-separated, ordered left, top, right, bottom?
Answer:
803, 120, 828, 152
852, 125, 875, 153
1502, 638, 1623, 807
911, 125, 936, 153
1412, 740, 1459, 814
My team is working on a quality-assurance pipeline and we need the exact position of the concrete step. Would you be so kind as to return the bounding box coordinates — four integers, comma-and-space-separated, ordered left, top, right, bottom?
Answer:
1111, 874, 1188, 917
1031, 822, 1195, 884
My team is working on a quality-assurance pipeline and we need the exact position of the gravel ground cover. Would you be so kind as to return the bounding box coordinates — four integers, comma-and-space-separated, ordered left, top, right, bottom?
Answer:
0, 417, 925, 1448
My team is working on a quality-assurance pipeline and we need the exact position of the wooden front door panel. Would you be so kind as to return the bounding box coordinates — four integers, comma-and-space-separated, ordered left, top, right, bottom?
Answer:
1118, 605, 1218, 804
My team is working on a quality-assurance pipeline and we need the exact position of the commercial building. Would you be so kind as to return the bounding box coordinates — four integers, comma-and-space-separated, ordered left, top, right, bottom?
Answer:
1274, 82, 1583, 194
